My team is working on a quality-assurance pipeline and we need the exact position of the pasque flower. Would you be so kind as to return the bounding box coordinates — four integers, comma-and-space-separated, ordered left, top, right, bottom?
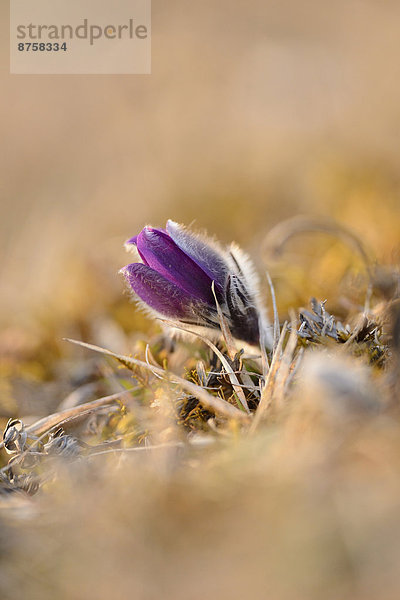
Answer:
120, 220, 272, 347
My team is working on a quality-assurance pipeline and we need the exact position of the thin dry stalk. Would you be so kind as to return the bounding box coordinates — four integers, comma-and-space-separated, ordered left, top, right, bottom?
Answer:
270, 310, 298, 411
160, 320, 250, 414
26, 389, 135, 437
211, 281, 237, 361
250, 321, 289, 432
65, 339, 248, 421
266, 269, 280, 353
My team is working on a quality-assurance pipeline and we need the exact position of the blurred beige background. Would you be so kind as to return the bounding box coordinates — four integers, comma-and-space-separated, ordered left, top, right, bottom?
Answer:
2, 5, 400, 596
1, 0, 400, 341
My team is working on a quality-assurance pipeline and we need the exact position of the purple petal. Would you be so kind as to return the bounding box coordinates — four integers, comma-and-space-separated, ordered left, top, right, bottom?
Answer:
125, 235, 138, 246
121, 263, 198, 319
125, 227, 166, 249
166, 220, 228, 289
136, 227, 215, 305
124, 235, 150, 266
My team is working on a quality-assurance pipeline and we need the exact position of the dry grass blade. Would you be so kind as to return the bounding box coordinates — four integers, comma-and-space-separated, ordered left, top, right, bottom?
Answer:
88, 437, 216, 458
65, 338, 248, 421
211, 280, 237, 361
250, 322, 288, 432
266, 269, 280, 354
259, 315, 270, 376
285, 346, 304, 391
159, 321, 250, 414
271, 310, 298, 409
0, 400, 127, 477
25, 389, 135, 437
145, 344, 165, 380
89, 441, 185, 457
343, 314, 369, 346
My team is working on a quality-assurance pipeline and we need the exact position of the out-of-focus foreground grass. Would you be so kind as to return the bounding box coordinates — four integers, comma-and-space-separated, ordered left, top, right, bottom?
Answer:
1, 1, 400, 598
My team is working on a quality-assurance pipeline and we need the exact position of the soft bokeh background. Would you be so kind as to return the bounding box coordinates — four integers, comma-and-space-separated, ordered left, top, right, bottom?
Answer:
2, 3, 400, 599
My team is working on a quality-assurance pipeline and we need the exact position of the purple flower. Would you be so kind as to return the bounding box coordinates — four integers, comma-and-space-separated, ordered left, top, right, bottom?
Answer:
120, 220, 272, 347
